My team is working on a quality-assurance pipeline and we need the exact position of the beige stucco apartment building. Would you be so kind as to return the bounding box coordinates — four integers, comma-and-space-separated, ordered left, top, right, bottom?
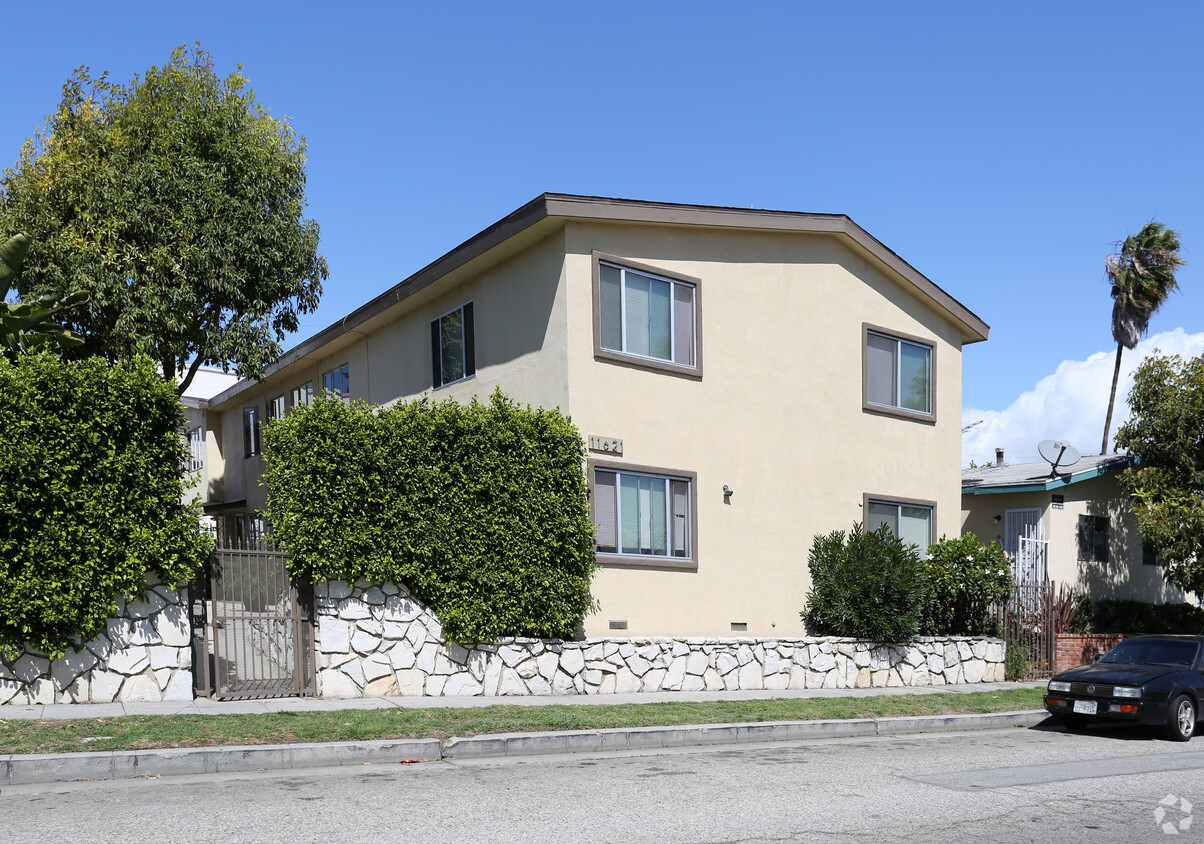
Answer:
195, 194, 989, 638
962, 454, 1187, 604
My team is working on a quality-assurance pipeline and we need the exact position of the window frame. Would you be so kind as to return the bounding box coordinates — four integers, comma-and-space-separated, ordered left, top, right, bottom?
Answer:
1078, 515, 1109, 563
590, 459, 698, 571
243, 407, 261, 458
431, 301, 476, 389
291, 381, 314, 410
862, 323, 936, 422
862, 493, 936, 550
592, 251, 703, 379
266, 394, 286, 422
322, 364, 350, 402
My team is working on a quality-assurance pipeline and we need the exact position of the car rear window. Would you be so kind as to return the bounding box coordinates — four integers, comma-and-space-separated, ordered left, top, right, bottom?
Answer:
1099, 639, 1199, 668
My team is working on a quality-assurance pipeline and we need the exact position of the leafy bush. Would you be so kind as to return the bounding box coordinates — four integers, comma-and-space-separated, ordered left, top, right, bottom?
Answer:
801, 522, 928, 642
0, 353, 210, 659
1069, 594, 1093, 634
263, 389, 597, 643
921, 533, 1012, 635
1091, 599, 1204, 635
1003, 639, 1030, 681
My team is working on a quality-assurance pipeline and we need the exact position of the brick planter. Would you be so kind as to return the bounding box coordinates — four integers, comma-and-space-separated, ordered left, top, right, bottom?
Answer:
1055, 633, 1123, 674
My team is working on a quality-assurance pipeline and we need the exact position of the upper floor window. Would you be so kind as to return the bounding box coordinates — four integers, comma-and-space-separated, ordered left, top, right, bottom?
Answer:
864, 325, 933, 420
243, 407, 261, 457
431, 302, 475, 388
186, 425, 204, 472
865, 496, 933, 552
594, 252, 701, 377
291, 381, 313, 409
592, 462, 696, 570
322, 365, 350, 402
266, 394, 286, 422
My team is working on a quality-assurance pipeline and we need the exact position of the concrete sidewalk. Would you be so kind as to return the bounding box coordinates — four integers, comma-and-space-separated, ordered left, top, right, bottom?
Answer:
0, 682, 1050, 787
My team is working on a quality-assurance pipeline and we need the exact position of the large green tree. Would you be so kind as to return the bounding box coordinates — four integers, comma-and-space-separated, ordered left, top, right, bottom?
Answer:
1100, 222, 1185, 454
0, 45, 327, 395
1114, 353, 1204, 595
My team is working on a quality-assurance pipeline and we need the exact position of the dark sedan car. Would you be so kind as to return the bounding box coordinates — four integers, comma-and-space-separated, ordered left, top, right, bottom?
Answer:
1044, 635, 1204, 741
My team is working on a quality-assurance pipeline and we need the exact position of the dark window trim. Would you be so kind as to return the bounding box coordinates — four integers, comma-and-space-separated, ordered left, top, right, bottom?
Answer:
431, 300, 477, 389
590, 458, 699, 572
243, 406, 261, 458
862, 493, 937, 547
1078, 514, 1110, 563
321, 363, 351, 401
591, 251, 703, 380
862, 322, 936, 424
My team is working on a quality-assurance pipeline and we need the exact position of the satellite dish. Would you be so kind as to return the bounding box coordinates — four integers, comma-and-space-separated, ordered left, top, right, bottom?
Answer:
1038, 439, 1081, 475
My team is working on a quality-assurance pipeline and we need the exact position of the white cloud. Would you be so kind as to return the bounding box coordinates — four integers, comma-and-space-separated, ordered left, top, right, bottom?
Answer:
962, 328, 1204, 467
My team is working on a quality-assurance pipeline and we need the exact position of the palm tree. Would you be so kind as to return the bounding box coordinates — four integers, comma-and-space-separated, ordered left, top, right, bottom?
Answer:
1100, 222, 1186, 454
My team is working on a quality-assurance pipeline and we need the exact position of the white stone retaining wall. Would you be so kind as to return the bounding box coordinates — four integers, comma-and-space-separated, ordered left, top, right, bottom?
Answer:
315, 581, 1007, 698
0, 583, 193, 705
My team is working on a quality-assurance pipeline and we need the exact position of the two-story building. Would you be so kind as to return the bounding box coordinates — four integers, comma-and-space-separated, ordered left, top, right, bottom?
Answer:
197, 194, 989, 638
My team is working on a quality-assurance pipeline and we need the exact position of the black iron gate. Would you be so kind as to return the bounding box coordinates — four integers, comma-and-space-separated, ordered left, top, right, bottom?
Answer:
191, 540, 316, 699
1003, 581, 1056, 681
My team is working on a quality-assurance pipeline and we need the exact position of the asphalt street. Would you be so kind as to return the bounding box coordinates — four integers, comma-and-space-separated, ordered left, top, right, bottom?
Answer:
3, 721, 1201, 843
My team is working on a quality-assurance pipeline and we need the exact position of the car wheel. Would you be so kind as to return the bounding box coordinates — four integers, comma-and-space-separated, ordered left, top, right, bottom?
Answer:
1164, 695, 1197, 742
1062, 715, 1089, 732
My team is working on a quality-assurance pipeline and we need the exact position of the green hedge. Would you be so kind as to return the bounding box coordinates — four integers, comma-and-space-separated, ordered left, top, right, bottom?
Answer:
0, 353, 210, 659
262, 390, 597, 643
921, 534, 1012, 636
1089, 599, 1204, 635
801, 522, 928, 641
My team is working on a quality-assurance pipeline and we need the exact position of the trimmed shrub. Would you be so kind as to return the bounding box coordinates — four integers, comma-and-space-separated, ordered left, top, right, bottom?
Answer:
921, 533, 1012, 635
801, 522, 928, 642
1091, 599, 1204, 635
262, 389, 597, 643
0, 353, 210, 659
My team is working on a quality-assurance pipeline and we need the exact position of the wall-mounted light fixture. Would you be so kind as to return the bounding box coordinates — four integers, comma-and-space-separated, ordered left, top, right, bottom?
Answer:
993, 515, 1002, 524
723, 484, 734, 497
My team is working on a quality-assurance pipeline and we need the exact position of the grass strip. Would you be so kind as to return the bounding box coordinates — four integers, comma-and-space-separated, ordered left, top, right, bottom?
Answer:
0, 688, 1044, 755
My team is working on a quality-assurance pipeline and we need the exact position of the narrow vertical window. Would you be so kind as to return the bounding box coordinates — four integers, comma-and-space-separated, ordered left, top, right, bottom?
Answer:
243, 407, 261, 457
266, 395, 285, 422
431, 302, 476, 388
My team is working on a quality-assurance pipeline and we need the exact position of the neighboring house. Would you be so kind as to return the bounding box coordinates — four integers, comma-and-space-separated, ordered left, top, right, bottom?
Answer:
200, 193, 989, 638
961, 451, 1186, 603
179, 366, 240, 531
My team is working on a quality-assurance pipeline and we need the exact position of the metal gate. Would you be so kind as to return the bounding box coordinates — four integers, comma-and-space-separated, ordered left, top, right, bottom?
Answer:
191, 540, 316, 699
1003, 581, 1055, 681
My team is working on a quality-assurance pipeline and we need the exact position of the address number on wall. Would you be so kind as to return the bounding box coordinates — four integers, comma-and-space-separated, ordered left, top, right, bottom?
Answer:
588, 435, 623, 455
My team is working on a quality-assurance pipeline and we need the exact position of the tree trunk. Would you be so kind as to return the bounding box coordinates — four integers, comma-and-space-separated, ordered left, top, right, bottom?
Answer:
1101, 342, 1124, 455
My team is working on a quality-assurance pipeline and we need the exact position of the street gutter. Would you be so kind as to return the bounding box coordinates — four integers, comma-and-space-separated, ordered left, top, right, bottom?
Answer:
1, 710, 1049, 786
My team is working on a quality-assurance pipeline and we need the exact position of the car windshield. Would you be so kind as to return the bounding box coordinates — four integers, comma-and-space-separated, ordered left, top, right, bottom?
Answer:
1098, 640, 1199, 668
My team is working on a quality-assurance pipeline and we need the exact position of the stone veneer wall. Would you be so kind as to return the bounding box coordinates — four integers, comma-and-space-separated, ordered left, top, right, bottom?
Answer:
315, 581, 1007, 698
0, 583, 193, 705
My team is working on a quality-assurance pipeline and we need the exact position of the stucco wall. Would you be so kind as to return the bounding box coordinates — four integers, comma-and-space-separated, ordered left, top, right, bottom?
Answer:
212, 231, 571, 514
562, 221, 968, 637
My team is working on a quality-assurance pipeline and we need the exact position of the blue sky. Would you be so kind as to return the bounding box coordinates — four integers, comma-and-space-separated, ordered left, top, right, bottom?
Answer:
4, 2, 1202, 465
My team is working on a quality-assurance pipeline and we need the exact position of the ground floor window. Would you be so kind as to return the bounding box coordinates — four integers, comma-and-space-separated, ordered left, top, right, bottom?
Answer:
593, 464, 694, 565
865, 497, 933, 551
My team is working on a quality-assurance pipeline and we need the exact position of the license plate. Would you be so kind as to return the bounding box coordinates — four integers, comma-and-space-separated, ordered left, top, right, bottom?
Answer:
1073, 700, 1097, 715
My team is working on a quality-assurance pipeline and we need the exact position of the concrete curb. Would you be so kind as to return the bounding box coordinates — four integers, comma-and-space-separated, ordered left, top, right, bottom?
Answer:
2, 711, 1049, 787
